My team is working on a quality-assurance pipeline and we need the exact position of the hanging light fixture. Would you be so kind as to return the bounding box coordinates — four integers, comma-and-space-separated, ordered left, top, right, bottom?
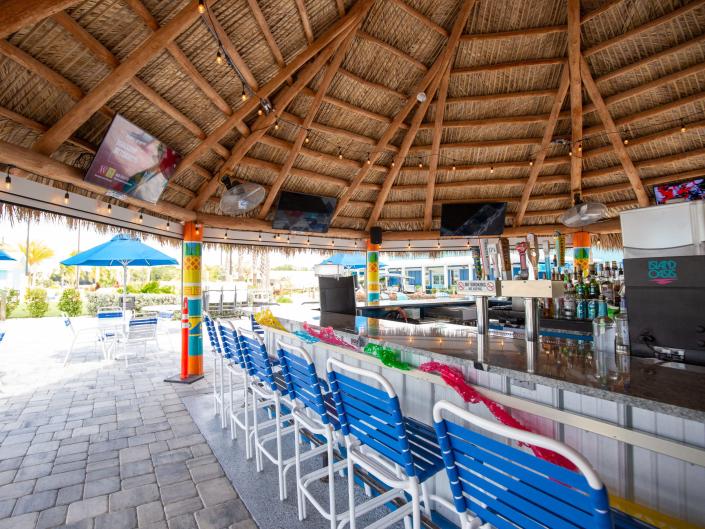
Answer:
305, 131, 310, 143
166, 221, 171, 231
241, 88, 248, 102
216, 50, 224, 65
623, 138, 629, 145
274, 120, 280, 131
4, 173, 10, 190
257, 108, 263, 116
452, 165, 456, 171
64, 191, 70, 205
338, 148, 343, 160
258, 233, 262, 242
107, 203, 112, 214
224, 230, 228, 239
198, 0, 206, 13
490, 166, 494, 174
195, 224, 200, 235
681, 123, 688, 133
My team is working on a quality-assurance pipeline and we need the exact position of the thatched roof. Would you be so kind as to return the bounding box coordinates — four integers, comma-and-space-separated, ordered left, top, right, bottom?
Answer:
0, 0, 704, 242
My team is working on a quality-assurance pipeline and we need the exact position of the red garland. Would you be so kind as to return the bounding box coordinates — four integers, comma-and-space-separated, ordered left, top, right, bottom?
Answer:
420, 361, 577, 471
303, 322, 358, 351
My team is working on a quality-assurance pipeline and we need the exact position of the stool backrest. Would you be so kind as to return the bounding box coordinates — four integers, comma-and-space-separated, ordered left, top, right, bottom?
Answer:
239, 328, 276, 390
218, 320, 247, 367
432, 400, 611, 529
127, 317, 157, 339
250, 314, 264, 337
97, 307, 123, 319
326, 358, 415, 477
277, 342, 329, 424
204, 313, 222, 356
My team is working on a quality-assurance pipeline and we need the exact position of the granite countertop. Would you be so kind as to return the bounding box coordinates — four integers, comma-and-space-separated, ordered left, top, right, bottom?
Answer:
356, 297, 475, 309
259, 305, 705, 421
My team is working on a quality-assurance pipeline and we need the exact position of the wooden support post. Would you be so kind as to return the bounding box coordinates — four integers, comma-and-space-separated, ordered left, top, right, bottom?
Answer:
567, 0, 583, 201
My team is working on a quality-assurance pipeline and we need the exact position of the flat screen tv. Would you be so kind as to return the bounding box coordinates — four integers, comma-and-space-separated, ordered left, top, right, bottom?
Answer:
654, 178, 705, 204
440, 202, 507, 236
272, 191, 337, 233
84, 114, 180, 204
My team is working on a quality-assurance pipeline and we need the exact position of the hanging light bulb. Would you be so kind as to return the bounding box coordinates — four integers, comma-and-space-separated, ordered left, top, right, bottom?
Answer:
681, 124, 687, 133
569, 150, 573, 156
466, 239, 470, 247
274, 120, 279, 131
4, 174, 10, 190
418, 161, 423, 168
490, 166, 494, 174
107, 203, 112, 214
216, 50, 224, 65
224, 230, 228, 239
241, 89, 248, 102
306, 236, 310, 245
366, 156, 371, 165
257, 108, 263, 116
195, 224, 200, 235
577, 144, 582, 152
166, 221, 170, 231
391, 161, 395, 167
197, 0, 206, 14
452, 165, 456, 171
286, 235, 290, 243
330, 239, 334, 246
337, 148, 343, 160
304, 132, 310, 143
529, 161, 534, 167
407, 240, 411, 250
138, 212, 143, 223
64, 191, 70, 205
258, 233, 262, 242
623, 138, 629, 145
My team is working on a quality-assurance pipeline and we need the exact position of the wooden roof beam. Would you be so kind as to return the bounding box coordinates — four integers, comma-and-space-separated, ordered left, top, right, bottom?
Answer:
583, 169, 705, 197
299, 86, 407, 127
580, 0, 623, 24
337, 68, 408, 100
441, 89, 558, 105
356, 31, 428, 71
171, 0, 371, 181
584, 0, 705, 57
393, 174, 570, 191
0, 0, 83, 39
452, 58, 566, 75
294, 0, 315, 43
51, 11, 207, 140
124, 0, 235, 120
580, 57, 649, 207
424, 62, 451, 230
583, 147, 705, 181
245, 0, 286, 69
461, 25, 566, 41
365, 1, 475, 230
386, 0, 449, 37
408, 138, 543, 153
331, 0, 474, 223
417, 113, 559, 130
514, 68, 570, 226
257, 29, 359, 219
567, 0, 582, 201
32, 1, 203, 156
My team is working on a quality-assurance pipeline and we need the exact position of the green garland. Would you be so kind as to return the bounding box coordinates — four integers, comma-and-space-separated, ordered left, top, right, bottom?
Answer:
363, 343, 411, 371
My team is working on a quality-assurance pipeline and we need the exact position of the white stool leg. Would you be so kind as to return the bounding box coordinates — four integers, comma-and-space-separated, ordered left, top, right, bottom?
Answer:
275, 397, 285, 501
294, 419, 304, 521
229, 369, 236, 440
420, 482, 432, 516
410, 481, 421, 529
253, 391, 262, 472
63, 334, 78, 366
327, 430, 336, 529
347, 454, 356, 529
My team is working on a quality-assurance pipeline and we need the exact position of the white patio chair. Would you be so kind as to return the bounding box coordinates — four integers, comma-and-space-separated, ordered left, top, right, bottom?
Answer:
115, 317, 159, 366
62, 314, 115, 366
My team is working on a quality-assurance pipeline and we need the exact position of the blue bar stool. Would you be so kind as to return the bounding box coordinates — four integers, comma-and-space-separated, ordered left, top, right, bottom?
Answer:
327, 358, 445, 529
250, 313, 265, 337
432, 400, 613, 529
276, 341, 346, 529
203, 313, 226, 428
216, 320, 253, 452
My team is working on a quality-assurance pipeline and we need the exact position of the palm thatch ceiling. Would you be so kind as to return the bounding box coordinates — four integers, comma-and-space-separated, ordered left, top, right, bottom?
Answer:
0, 0, 704, 240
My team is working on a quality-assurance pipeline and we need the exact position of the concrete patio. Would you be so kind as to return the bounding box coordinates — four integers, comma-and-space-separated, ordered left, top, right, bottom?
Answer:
0, 317, 256, 529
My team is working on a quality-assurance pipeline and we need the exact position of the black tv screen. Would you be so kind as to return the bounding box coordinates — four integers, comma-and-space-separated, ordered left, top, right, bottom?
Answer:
440, 202, 507, 236
272, 191, 337, 233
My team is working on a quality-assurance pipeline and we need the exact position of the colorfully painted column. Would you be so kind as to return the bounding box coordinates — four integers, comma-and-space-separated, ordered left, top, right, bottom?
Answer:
366, 240, 380, 304
182, 222, 203, 376
573, 231, 591, 277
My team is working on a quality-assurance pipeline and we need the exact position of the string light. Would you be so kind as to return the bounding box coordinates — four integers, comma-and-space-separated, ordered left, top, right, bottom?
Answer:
418, 161, 423, 168
197, 0, 206, 14
138, 212, 143, 223
391, 161, 395, 167
258, 233, 262, 242
166, 221, 170, 231
224, 231, 228, 239
4, 174, 10, 190
490, 166, 494, 174
274, 120, 279, 131
304, 132, 310, 143
623, 138, 629, 145
366, 156, 371, 165
681, 124, 687, 133
216, 50, 224, 65
257, 108, 263, 116
529, 161, 534, 167
64, 192, 69, 205
195, 224, 200, 235
338, 148, 343, 160
241, 89, 248, 102
452, 165, 456, 171
577, 144, 582, 152
568, 150, 573, 156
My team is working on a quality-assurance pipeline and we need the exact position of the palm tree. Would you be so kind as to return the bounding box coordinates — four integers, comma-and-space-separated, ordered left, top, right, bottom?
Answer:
18, 241, 54, 287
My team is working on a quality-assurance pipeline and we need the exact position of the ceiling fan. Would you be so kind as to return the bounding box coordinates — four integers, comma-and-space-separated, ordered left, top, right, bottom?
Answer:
560, 194, 608, 228
218, 175, 266, 216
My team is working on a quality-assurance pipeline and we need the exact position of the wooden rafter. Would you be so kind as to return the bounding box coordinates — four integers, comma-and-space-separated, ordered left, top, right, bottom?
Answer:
245, 0, 286, 68
330, 1, 474, 224
364, 1, 474, 230
452, 58, 566, 75
188, 14, 370, 212
0, 0, 82, 39
171, 1, 370, 182
124, 0, 234, 119
32, 1, 201, 156
567, 0, 582, 201
423, 62, 451, 230
409, 138, 542, 153
514, 68, 570, 226
580, 57, 649, 207
294, 0, 314, 43
51, 11, 207, 140
386, 0, 448, 37
257, 29, 359, 220
356, 31, 428, 71
461, 25, 566, 41
203, 8, 259, 90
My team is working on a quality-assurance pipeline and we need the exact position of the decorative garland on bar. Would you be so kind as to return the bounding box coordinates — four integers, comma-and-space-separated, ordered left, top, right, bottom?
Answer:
364, 343, 411, 370
303, 322, 358, 350
293, 330, 320, 343
254, 309, 289, 332
420, 361, 576, 470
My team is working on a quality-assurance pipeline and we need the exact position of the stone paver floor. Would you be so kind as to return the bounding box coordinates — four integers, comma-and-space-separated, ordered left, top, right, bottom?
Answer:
0, 317, 255, 529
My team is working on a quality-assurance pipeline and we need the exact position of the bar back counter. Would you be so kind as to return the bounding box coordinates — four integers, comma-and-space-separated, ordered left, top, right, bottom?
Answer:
252, 305, 705, 527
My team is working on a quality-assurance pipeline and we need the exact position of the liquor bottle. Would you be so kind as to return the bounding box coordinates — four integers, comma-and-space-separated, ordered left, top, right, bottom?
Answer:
575, 273, 588, 320
588, 269, 600, 299
604, 261, 612, 279
615, 283, 629, 353
563, 272, 575, 320
600, 267, 614, 305
593, 296, 617, 381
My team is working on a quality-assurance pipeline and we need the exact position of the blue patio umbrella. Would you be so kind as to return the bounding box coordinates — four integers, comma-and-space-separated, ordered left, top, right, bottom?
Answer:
319, 253, 387, 269
61, 234, 178, 313
0, 249, 15, 261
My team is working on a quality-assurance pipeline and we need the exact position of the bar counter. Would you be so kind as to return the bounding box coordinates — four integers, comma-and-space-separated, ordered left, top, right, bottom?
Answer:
246, 304, 705, 526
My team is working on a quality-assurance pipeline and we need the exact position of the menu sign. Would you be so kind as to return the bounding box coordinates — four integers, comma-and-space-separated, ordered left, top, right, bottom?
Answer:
84, 115, 180, 204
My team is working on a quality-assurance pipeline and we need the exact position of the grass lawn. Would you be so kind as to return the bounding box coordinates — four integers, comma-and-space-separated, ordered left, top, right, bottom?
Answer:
7, 302, 88, 318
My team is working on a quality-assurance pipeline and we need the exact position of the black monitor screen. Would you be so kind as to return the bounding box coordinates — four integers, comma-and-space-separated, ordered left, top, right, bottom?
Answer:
318, 276, 356, 315
272, 191, 337, 233
440, 202, 507, 236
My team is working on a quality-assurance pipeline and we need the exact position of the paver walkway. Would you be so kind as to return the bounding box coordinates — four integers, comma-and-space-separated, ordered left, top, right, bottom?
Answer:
0, 317, 256, 529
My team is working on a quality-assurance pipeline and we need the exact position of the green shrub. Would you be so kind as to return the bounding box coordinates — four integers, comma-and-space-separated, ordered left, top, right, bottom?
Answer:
58, 288, 82, 317
139, 281, 175, 294
275, 295, 292, 304
26, 288, 49, 318
85, 292, 179, 316
1, 289, 20, 317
